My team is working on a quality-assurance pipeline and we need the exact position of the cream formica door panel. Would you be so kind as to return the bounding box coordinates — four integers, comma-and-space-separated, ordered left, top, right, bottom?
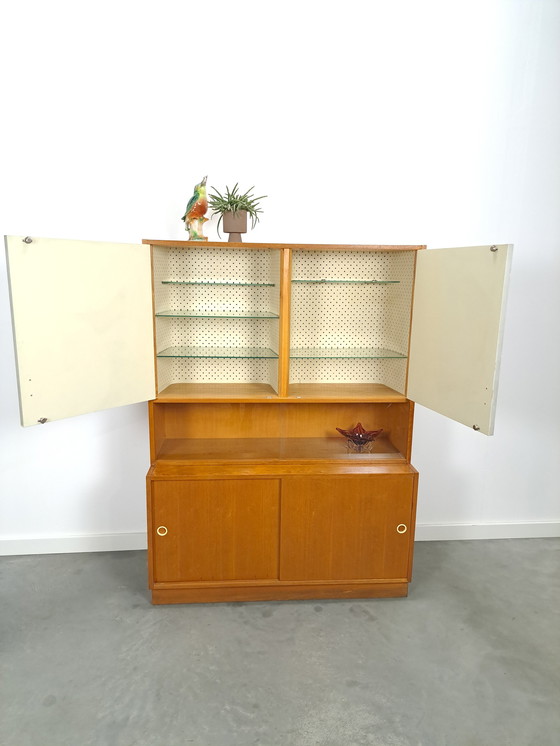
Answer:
407, 244, 512, 435
5, 236, 156, 426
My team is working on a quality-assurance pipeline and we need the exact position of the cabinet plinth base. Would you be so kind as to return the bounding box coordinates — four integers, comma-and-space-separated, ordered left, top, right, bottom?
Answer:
151, 581, 409, 605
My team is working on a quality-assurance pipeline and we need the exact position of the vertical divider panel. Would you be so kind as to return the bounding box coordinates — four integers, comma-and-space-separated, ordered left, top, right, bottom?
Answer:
265, 248, 281, 393
278, 248, 292, 397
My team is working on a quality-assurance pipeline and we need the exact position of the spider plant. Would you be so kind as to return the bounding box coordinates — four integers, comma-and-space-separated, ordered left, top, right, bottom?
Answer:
208, 183, 267, 236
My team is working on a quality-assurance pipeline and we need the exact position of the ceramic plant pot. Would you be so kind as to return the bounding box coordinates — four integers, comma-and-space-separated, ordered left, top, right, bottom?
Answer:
223, 210, 248, 242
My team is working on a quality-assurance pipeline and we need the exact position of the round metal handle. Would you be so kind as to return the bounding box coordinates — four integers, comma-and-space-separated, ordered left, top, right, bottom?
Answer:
396, 524, 407, 534
156, 526, 168, 536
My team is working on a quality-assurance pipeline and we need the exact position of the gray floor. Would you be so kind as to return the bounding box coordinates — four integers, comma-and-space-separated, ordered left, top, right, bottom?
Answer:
1, 540, 559, 746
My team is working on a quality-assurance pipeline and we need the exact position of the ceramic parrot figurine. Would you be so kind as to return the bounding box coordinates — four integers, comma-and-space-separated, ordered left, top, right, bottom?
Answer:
182, 176, 208, 241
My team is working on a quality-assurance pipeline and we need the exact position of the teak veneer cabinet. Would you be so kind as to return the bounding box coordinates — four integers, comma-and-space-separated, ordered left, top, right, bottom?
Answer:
5, 237, 512, 604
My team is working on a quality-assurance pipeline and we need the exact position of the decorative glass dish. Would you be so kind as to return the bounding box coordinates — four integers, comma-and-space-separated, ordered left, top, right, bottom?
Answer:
336, 422, 384, 453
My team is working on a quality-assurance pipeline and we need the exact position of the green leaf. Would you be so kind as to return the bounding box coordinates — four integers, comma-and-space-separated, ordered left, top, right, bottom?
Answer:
207, 183, 266, 223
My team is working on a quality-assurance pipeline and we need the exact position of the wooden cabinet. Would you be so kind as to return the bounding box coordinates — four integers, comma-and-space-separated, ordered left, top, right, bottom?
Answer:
5, 237, 512, 604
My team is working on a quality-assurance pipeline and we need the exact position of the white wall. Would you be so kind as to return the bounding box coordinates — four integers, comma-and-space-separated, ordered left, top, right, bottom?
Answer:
1, 0, 559, 554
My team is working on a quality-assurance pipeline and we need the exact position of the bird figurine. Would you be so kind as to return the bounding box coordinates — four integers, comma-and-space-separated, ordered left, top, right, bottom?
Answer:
181, 176, 209, 241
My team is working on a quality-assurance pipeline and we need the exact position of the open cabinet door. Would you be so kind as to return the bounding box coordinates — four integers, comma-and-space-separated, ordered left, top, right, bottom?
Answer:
407, 244, 512, 435
5, 236, 156, 426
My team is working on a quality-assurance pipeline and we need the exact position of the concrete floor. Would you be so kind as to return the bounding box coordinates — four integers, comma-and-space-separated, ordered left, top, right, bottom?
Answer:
0, 539, 559, 746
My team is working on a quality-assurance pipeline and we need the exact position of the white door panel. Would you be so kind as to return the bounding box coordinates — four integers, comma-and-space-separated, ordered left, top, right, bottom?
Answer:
5, 235, 156, 426
407, 244, 512, 435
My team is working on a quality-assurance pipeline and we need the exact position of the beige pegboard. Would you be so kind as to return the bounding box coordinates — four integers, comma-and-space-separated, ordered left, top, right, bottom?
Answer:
155, 317, 279, 351
152, 246, 280, 390
160, 358, 279, 391
290, 251, 415, 392
289, 358, 408, 391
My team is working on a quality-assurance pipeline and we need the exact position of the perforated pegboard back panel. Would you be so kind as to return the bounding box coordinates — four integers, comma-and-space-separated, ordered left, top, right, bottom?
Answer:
289, 358, 408, 387
290, 251, 415, 391
152, 246, 280, 391
384, 252, 416, 353
160, 358, 278, 391
155, 317, 279, 351
156, 357, 175, 393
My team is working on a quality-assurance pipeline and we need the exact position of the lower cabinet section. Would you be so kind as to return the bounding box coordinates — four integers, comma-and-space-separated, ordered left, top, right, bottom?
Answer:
148, 471, 418, 604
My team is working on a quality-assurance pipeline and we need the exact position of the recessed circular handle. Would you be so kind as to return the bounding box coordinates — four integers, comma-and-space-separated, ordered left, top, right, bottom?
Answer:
156, 526, 168, 536
396, 524, 407, 534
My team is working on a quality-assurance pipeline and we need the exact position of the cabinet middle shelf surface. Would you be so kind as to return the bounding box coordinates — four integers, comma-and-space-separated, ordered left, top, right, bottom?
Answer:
156, 437, 405, 463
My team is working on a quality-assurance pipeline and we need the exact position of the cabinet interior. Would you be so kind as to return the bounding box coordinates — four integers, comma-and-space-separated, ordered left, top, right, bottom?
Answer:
150, 401, 413, 464
152, 244, 416, 399
153, 246, 281, 394
289, 250, 414, 394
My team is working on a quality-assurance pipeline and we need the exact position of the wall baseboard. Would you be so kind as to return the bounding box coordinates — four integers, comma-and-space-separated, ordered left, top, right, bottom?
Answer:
0, 532, 147, 556
415, 521, 560, 541
0, 522, 559, 556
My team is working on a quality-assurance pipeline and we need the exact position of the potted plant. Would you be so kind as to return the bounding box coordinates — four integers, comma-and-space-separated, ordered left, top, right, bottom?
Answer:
208, 183, 267, 242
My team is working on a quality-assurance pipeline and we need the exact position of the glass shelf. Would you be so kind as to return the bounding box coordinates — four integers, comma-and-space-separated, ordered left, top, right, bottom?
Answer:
292, 279, 399, 284
155, 309, 279, 318
162, 280, 275, 287
290, 347, 407, 359
157, 346, 279, 359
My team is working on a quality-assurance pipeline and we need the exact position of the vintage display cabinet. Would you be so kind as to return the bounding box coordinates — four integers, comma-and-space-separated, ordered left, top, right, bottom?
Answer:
5, 237, 512, 604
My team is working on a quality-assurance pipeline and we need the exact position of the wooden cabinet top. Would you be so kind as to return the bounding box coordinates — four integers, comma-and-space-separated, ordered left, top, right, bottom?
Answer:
143, 240, 427, 251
